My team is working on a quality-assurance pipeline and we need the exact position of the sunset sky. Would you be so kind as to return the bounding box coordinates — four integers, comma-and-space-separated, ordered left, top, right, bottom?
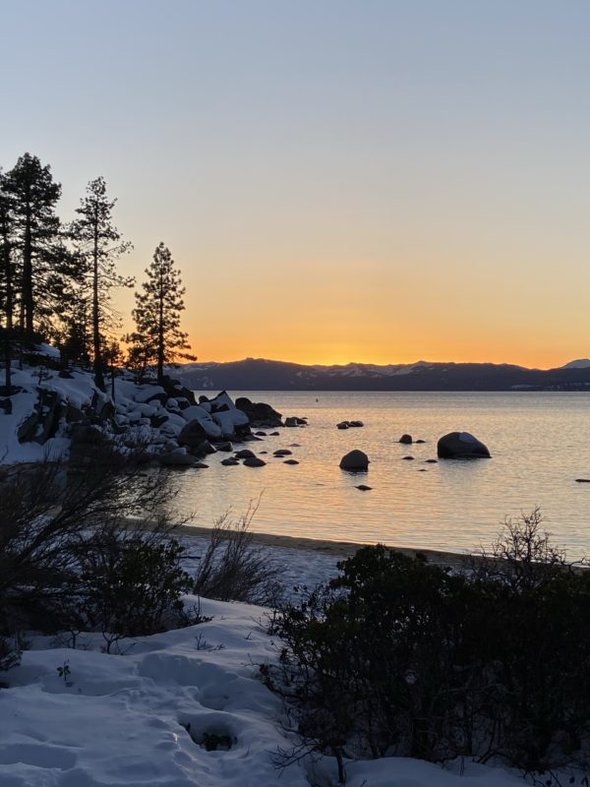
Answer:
2, 0, 590, 369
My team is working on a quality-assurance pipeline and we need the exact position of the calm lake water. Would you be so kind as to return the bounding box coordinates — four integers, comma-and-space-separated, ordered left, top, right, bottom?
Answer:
173, 391, 590, 558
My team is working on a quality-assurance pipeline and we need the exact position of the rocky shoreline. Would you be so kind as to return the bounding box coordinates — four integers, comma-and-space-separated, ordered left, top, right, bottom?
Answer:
0, 350, 306, 469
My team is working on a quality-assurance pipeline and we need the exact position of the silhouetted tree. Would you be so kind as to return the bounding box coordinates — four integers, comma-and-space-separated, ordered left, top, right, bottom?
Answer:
0, 171, 16, 391
127, 243, 195, 383
4, 154, 61, 338
69, 177, 132, 391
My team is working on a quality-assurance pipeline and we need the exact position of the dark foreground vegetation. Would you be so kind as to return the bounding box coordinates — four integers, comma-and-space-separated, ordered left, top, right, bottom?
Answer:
0, 450, 280, 664
266, 510, 590, 781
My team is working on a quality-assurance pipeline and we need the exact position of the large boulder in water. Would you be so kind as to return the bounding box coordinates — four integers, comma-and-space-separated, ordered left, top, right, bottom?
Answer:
235, 397, 283, 428
339, 450, 370, 471
437, 432, 491, 459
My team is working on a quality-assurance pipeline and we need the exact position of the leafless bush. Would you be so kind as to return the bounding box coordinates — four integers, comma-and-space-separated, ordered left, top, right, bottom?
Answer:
0, 445, 191, 651
193, 502, 284, 605
474, 507, 569, 591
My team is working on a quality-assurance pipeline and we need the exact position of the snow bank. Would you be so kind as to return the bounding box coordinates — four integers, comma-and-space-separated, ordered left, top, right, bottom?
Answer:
0, 592, 529, 787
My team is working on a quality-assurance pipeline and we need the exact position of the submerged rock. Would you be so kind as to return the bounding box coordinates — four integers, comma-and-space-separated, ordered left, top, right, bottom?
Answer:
338, 420, 364, 430
285, 416, 307, 427
437, 432, 491, 459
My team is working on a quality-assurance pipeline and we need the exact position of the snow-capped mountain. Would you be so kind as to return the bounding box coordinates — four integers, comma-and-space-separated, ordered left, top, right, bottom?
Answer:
173, 358, 590, 391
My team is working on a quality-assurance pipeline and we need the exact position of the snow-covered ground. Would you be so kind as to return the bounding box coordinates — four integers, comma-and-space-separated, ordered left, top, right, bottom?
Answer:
1, 590, 528, 787
0, 530, 552, 787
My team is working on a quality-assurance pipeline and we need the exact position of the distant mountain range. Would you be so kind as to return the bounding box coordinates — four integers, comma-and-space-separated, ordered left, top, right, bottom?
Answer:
173, 358, 590, 392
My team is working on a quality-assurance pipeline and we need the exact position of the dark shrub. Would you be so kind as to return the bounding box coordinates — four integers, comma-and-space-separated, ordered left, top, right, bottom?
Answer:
268, 513, 590, 778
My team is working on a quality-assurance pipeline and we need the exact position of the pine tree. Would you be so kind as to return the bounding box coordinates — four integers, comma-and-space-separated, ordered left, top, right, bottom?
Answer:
0, 171, 16, 391
69, 177, 132, 391
128, 243, 195, 384
4, 153, 61, 338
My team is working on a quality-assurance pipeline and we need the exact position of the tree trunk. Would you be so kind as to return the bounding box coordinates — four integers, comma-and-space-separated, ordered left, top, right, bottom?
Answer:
23, 201, 34, 337
157, 269, 164, 384
92, 223, 105, 392
2, 227, 12, 392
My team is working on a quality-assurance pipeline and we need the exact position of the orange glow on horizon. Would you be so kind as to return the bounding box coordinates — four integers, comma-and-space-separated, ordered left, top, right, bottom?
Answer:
187, 339, 579, 372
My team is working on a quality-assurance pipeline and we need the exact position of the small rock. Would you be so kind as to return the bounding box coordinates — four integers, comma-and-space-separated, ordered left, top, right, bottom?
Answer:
415, 439, 426, 444
159, 451, 197, 468
221, 458, 239, 466
285, 416, 307, 427
243, 456, 266, 467
234, 449, 256, 459
575, 478, 590, 483
274, 449, 293, 457
399, 434, 413, 444
283, 459, 299, 465
337, 421, 350, 430
402, 456, 415, 461
355, 484, 372, 491
425, 459, 438, 464
216, 441, 233, 452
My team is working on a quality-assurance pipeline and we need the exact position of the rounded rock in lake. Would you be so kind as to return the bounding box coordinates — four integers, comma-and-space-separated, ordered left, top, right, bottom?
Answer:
221, 457, 239, 466
234, 448, 256, 459
355, 484, 372, 491
339, 450, 369, 472
399, 434, 413, 444
437, 432, 491, 459
283, 459, 299, 465
243, 456, 266, 467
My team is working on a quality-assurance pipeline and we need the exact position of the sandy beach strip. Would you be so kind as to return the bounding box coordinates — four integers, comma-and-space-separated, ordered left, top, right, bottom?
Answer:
171, 522, 472, 569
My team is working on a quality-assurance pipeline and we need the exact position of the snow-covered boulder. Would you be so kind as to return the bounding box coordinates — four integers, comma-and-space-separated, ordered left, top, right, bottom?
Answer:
437, 432, 491, 459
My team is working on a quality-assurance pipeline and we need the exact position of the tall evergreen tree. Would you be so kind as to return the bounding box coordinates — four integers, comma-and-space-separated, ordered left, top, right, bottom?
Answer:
128, 243, 195, 383
69, 177, 132, 391
4, 153, 61, 337
0, 171, 16, 390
